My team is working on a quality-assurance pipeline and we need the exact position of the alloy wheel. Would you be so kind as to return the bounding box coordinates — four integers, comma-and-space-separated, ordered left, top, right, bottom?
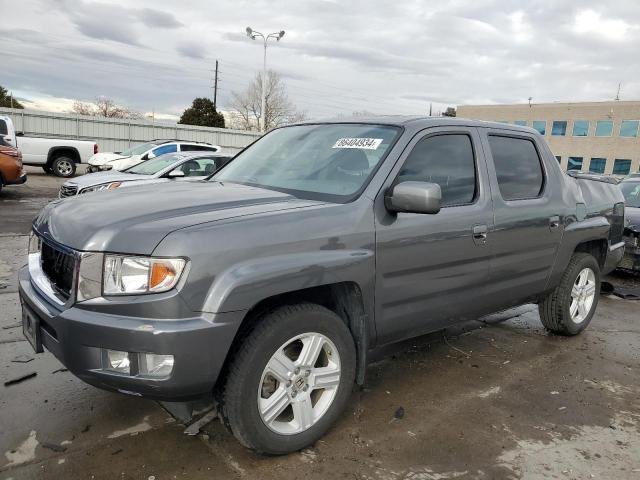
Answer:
570, 267, 596, 324
257, 332, 341, 435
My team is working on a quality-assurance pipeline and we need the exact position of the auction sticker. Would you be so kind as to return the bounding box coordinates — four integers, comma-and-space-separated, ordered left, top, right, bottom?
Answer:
333, 138, 383, 149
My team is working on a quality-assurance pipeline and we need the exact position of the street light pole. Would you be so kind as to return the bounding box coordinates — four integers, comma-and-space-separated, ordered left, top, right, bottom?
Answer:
246, 27, 285, 132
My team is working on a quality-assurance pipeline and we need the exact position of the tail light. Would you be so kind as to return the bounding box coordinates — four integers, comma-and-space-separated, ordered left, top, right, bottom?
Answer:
610, 202, 625, 244
94, 144, 99, 154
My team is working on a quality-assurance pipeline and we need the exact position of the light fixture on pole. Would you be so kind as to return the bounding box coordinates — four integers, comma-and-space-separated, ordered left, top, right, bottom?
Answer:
246, 27, 285, 132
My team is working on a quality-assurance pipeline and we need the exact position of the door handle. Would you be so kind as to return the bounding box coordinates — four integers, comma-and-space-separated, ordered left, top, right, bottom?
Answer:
472, 224, 488, 245
549, 215, 560, 229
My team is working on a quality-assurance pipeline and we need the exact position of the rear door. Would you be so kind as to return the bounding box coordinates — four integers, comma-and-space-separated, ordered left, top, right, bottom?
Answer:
479, 130, 563, 309
374, 126, 495, 345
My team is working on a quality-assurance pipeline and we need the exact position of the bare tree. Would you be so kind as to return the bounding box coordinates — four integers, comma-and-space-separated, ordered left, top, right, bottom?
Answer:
228, 70, 306, 131
72, 96, 142, 119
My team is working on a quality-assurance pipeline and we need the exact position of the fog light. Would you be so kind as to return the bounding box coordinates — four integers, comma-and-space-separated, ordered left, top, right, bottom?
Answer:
140, 353, 174, 378
106, 349, 130, 374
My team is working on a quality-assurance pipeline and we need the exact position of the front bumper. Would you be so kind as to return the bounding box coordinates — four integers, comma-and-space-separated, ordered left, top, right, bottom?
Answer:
4, 171, 27, 185
18, 265, 245, 400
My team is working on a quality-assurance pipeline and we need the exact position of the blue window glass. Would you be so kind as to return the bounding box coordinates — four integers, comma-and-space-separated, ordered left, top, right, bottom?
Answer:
595, 120, 613, 136
619, 120, 639, 137
151, 144, 178, 157
514, 120, 527, 126
589, 158, 606, 174
572, 120, 589, 136
552, 121, 567, 136
497, 120, 510, 124
613, 159, 631, 175
567, 157, 583, 171
555, 155, 561, 163
532, 121, 546, 135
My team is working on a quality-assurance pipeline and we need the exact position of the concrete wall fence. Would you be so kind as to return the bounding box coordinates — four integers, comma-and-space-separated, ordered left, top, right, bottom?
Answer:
0, 107, 261, 154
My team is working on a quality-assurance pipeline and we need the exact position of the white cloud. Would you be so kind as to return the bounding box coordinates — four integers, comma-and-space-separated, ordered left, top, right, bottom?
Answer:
2, 0, 640, 119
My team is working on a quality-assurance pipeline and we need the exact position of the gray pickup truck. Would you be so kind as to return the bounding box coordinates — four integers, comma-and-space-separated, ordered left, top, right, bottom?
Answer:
19, 117, 625, 454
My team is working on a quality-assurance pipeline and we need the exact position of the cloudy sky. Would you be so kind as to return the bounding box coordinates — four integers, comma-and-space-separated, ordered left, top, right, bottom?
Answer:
2, 0, 640, 120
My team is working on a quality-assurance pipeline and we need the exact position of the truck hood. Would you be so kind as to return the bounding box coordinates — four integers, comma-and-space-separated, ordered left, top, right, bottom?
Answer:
34, 181, 325, 254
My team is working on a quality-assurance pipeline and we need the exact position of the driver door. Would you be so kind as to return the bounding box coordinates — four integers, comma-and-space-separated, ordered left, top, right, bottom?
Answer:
374, 127, 495, 345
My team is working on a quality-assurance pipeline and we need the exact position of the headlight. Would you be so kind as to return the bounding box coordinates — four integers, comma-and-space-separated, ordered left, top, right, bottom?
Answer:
80, 182, 121, 194
103, 255, 186, 295
28, 232, 41, 254
98, 165, 113, 171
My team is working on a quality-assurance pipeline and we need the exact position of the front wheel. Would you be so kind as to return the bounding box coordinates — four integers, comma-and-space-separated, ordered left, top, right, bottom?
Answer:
221, 303, 356, 454
52, 156, 76, 177
539, 253, 600, 335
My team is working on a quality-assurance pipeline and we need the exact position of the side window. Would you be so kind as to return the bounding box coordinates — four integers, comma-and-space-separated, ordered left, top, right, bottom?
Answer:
151, 144, 178, 157
180, 144, 218, 152
488, 135, 544, 201
397, 134, 476, 207
0, 119, 7, 136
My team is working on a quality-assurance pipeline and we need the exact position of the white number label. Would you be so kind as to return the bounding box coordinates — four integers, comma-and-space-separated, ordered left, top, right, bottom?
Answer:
332, 138, 383, 150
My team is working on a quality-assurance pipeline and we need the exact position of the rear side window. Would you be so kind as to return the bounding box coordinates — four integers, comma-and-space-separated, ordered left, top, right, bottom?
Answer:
151, 144, 178, 156
488, 135, 544, 201
398, 134, 476, 207
180, 144, 218, 152
0, 119, 7, 136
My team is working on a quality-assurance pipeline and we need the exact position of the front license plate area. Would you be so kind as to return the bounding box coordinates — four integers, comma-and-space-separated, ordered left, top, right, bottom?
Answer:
22, 304, 43, 353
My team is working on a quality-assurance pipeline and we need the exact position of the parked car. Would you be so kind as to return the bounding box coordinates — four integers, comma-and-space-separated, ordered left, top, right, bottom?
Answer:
0, 135, 26, 193
60, 151, 233, 197
20, 117, 625, 454
0, 115, 97, 178
86, 140, 221, 173
619, 176, 640, 272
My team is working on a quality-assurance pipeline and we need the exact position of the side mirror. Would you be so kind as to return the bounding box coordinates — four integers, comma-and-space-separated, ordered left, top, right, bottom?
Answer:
16, 131, 24, 137
166, 169, 185, 178
385, 181, 441, 215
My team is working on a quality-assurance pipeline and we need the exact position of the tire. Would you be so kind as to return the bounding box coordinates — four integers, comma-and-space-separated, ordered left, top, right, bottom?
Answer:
221, 303, 356, 454
51, 156, 76, 177
538, 253, 600, 336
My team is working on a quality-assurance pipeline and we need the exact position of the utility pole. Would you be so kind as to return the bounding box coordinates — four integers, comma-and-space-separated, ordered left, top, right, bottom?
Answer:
213, 60, 219, 109
429, 103, 432, 116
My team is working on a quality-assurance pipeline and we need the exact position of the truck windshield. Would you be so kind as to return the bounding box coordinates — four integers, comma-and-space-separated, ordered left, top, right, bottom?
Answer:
213, 123, 401, 202
119, 142, 158, 156
620, 181, 640, 208
126, 153, 182, 175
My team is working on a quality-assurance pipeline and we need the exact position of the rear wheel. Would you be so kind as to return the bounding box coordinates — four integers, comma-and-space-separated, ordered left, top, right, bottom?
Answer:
538, 253, 600, 335
221, 303, 356, 454
52, 156, 76, 177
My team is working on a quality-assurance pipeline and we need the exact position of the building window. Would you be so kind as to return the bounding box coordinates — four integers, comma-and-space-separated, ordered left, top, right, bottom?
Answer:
613, 159, 632, 175
552, 121, 567, 136
567, 157, 583, 171
514, 120, 527, 126
595, 120, 613, 137
589, 158, 606, 174
532, 121, 546, 135
572, 120, 589, 137
555, 155, 561, 163
619, 120, 639, 138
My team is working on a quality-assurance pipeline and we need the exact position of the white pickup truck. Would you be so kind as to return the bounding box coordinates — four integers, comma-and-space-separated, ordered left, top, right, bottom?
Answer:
0, 116, 97, 177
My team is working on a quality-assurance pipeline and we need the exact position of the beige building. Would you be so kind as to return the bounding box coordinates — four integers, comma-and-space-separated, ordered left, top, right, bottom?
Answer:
457, 101, 640, 175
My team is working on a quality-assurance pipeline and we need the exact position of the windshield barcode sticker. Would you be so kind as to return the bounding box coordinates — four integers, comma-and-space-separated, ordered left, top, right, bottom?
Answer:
333, 138, 383, 150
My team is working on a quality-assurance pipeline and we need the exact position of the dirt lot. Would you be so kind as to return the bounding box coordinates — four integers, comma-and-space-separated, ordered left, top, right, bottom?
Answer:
1, 168, 639, 479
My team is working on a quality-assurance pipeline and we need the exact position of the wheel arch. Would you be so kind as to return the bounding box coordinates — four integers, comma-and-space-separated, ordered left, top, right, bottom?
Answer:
216, 282, 370, 391
46, 146, 81, 166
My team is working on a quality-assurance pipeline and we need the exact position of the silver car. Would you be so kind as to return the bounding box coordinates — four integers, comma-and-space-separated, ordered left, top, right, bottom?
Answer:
59, 151, 232, 197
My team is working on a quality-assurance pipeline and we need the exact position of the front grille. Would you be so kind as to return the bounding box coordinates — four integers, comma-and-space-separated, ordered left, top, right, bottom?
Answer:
59, 184, 78, 198
40, 241, 76, 300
